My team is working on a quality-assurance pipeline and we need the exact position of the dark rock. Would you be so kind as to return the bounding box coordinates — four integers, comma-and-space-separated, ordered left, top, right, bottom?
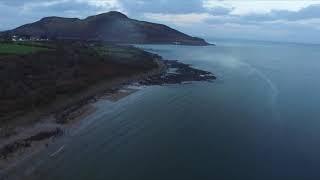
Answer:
0, 128, 63, 159
140, 60, 216, 86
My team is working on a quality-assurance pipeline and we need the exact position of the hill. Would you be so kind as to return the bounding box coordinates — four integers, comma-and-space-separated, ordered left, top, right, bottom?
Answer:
1, 11, 209, 46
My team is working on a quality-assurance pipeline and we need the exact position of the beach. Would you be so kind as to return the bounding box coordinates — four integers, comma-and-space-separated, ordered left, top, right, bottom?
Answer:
0, 59, 166, 175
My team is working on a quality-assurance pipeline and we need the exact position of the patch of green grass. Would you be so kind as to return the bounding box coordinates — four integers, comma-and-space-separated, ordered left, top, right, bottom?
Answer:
0, 43, 49, 55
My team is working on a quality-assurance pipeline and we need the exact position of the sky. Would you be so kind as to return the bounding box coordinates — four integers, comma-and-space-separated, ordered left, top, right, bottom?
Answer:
1, 0, 320, 44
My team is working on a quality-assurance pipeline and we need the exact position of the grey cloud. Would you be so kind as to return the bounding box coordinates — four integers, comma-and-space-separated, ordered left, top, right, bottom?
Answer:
0, 0, 59, 6
206, 6, 232, 15
275, 5, 320, 21
120, 0, 205, 14
205, 4, 320, 28
24, 1, 102, 17
242, 5, 320, 22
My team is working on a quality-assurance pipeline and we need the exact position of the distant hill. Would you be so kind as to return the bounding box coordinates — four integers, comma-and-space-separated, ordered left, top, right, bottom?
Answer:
1, 11, 209, 46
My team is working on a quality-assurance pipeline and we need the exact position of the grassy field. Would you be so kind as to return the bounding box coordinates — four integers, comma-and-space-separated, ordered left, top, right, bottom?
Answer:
0, 42, 48, 55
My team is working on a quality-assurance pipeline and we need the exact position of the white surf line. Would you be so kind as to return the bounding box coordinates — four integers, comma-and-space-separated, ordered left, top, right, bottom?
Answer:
50, 145, 65, 157
245, 62, 281, 121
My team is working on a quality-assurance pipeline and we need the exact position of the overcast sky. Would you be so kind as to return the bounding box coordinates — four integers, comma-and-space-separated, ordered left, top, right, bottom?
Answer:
1, 0, 320, 44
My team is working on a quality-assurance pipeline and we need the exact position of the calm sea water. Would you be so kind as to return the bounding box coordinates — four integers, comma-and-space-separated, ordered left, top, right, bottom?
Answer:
12, 41, 320, 180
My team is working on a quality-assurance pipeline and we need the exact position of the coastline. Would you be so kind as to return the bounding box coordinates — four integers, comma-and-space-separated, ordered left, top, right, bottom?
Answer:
0, 52, 216, 178
0, 58, 166, 175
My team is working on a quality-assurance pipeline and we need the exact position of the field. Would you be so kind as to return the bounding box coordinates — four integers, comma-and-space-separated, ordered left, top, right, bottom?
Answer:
0, 42, 48, 55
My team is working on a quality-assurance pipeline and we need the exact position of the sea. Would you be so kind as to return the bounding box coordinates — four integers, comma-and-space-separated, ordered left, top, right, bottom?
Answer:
9, 40, 320, 180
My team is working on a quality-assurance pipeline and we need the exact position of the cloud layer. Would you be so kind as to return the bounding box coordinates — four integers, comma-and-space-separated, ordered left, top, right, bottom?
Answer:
2, 0, 320, 43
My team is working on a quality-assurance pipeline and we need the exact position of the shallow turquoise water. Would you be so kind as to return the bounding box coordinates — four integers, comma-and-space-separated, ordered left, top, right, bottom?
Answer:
13, 41, 320, 180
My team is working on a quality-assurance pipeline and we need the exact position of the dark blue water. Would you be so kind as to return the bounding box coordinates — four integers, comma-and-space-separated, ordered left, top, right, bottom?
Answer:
13, 41, 320, 180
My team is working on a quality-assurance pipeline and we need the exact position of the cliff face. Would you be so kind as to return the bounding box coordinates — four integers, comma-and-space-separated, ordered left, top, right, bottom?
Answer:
2, 11, 209, 46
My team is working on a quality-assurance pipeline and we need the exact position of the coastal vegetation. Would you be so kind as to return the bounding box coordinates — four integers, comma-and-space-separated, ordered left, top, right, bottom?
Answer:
0, 41, 159, 125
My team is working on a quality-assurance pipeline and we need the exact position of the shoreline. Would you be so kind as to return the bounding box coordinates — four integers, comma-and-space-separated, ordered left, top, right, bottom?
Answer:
0, 57, 166, 175
0, 56, 215, 178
